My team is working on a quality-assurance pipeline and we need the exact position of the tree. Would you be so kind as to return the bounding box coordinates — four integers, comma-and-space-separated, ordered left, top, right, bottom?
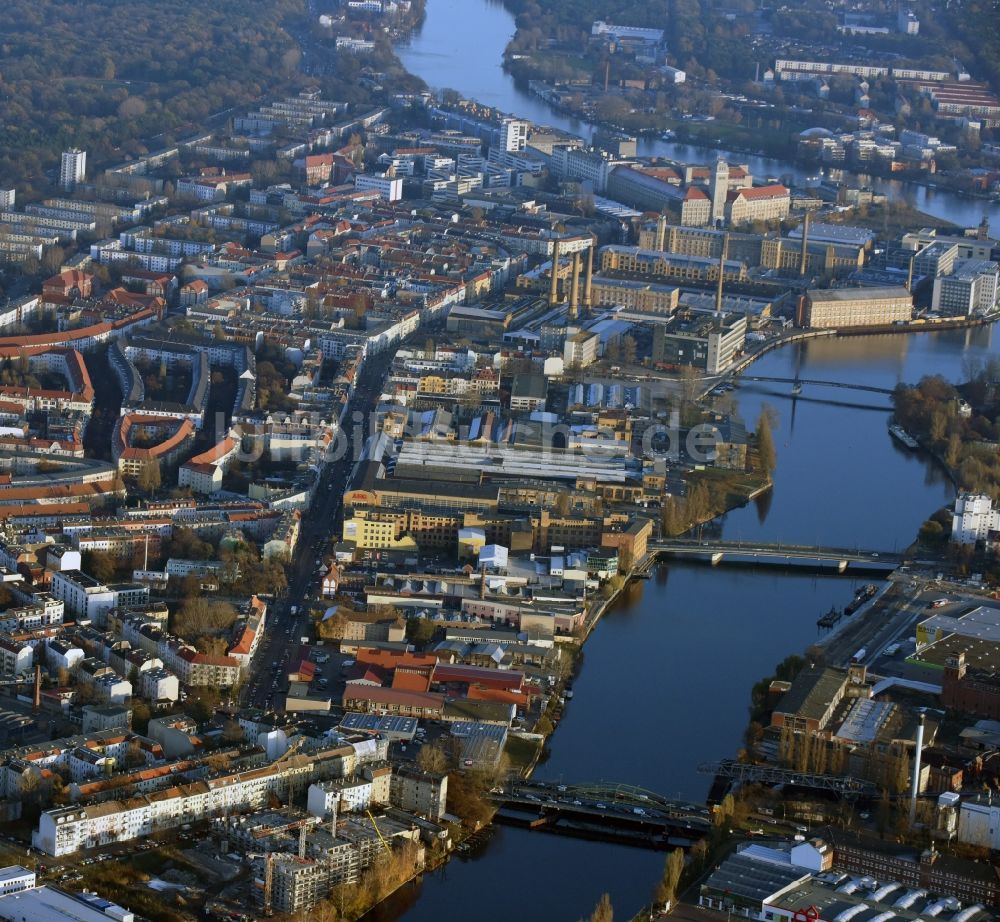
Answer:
653, 847, 684, 907
416, 742, 449, 773
138, 461, 161, 494
187, 686, 221, 723
755, 411, 777, 475
661, 496, 684, 536
684, 481, 710, 525
221, 719, 245, 745
124, 740, 145, 769
405, 618, 437, 648
946, 432, 961, 468
580, 894, 614, 922
131, 700, 151, 734
174, 597, 238, 640
82, 550, 118, 584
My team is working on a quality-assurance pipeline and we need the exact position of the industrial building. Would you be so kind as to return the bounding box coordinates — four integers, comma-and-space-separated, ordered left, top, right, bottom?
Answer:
799, 287, 913, 328
651, 310, 747, 374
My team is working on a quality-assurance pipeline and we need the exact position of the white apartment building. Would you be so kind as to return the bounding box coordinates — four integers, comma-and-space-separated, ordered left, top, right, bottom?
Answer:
499, 118, 529, 153
76, 659, 131, 705
46, 640, 85, 674
50, 571, 112, 623
307, 782, 343, 820
952, 492, 1000, 544
354, 173, 403, 202
52, 570, 149, 625
60, 150, 87, 191
32, 741, 388, 856
140, 668, 180, 703
0, 604, 62, 634
549, 145, 621, 194
932, 259, 1000, 316
0, 639, 32, 676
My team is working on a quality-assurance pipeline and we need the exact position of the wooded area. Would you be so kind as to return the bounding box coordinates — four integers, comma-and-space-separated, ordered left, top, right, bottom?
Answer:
0, 0, 307, 190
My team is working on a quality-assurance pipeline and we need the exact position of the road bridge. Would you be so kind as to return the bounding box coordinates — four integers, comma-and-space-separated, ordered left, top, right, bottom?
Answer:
652, 539, 902, 572
489, 780, 711, 850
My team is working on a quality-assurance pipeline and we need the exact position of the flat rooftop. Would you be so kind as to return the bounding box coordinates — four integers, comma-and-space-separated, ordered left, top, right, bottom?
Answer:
767, 868, 996, 922
0, 885, 134, 922
807, 286, 910, 302
920, 605, 1000, 645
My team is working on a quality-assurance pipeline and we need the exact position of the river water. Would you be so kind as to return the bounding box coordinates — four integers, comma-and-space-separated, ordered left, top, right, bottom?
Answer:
398, 0, 1000, 230
378, 5, 1000, 920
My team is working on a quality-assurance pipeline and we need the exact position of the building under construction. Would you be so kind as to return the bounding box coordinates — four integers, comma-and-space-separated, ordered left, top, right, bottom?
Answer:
219, 806, 433, 914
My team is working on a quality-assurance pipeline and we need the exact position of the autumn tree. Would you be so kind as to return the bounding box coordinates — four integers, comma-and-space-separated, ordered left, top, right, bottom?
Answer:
684, 481, 710, 525
82, 550, 118, 584
137, 461, 161, 494
173, 597, 238, 640
652, 847, 685, 907
580, 893, 614, 922
755, 410, 776, 476
416, 742, 449, 773
222, 719, 245, 745
661, 495, 684, 536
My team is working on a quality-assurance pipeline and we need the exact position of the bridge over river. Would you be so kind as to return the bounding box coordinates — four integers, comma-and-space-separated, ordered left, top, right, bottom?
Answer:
734, 375, 896, 396
489, 780, 711, 850
650, 539, 903, 572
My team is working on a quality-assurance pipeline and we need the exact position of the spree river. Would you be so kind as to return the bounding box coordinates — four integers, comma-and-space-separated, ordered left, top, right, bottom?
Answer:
379, 5, 1000, 920
399, 0, 1000, 230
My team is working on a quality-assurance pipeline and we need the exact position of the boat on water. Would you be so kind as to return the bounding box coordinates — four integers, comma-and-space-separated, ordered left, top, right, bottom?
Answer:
845, 583, 878, 615
888, 424, 919, 450
817, 606, 842, 628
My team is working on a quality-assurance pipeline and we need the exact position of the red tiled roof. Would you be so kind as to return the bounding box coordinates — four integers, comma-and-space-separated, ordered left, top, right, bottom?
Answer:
729, 183, 789, 201
116, 414, 195, 462
343, 683, 445, 710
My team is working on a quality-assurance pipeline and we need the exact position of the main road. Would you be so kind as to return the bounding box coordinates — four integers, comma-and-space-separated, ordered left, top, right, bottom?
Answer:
241, 349, 396, 710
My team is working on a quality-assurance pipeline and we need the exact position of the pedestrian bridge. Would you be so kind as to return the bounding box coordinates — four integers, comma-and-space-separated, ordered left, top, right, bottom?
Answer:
651, 540, 902, 572
735, 375, 896, 396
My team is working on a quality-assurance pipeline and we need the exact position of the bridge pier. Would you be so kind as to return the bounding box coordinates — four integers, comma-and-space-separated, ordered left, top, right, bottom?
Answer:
838, 560, 848, 573
711, 552, 723, 566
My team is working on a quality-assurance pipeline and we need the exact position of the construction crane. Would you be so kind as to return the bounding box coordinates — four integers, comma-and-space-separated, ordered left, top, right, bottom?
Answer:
272, 737, 305, 804
247, 852, 275, 917
275, 737, 305, 762
365, 810, 392, 853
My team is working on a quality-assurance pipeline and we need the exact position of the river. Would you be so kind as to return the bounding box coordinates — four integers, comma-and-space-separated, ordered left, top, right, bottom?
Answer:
379, 5, 1000, 920
397, 0, 1000, 230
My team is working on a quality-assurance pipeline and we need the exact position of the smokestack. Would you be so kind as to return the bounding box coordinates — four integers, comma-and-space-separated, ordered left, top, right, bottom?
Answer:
909, 712, 925, 825
715, 233, 729, 319
480, 567, 487, 600
906, 252, 914, 292
549, 239, 560, 307
656, 214, 667, 251
33, 665, 40, 711
799, 211, 810, 277
569, 250, 581, 321
583, 242, 594, 314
